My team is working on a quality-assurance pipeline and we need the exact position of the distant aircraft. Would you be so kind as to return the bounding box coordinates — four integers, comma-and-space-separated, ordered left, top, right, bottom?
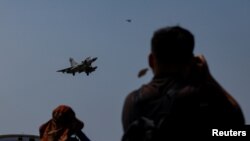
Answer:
126, 19, 132, 22
138, 68, 148, 78
57, 57, 97, 76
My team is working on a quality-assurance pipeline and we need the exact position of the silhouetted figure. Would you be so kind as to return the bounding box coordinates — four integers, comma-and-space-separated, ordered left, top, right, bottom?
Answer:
39, 105, 91, 141
122, 26, 245, 140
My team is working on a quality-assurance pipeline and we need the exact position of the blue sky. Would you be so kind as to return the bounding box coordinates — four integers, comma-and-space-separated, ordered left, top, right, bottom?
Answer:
0, 1, 249, 141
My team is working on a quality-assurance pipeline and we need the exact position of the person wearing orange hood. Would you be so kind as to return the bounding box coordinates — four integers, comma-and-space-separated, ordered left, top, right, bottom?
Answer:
39, 105, 90, 141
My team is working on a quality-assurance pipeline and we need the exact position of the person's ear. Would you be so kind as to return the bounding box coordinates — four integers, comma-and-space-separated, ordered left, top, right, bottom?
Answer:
148, 53, 154, 69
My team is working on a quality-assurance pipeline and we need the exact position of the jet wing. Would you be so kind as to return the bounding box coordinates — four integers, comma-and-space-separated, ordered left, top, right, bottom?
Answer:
57, 67, 73, 73
84, 66, 97, 75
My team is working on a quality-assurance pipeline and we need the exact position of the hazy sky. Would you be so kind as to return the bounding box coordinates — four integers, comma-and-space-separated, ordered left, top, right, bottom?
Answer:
0, 1, 249, 141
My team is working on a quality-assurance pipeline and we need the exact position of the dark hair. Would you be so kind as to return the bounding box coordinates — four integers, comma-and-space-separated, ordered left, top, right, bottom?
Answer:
151, 26, 194, 64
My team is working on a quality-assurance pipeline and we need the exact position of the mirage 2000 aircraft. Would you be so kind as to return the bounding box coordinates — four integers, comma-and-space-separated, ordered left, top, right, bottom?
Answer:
57, 57, 97, 76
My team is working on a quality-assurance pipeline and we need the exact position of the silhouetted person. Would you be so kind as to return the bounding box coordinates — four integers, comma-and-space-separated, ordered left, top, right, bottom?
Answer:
39, 105, 91, 141
122, 26, 245, 140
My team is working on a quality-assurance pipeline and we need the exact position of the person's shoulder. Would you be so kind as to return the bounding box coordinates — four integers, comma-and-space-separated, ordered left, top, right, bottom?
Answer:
39, 119, 52, 137
124, 79, 160, 105
123, 89, 137, 106
123, 85, 146, 105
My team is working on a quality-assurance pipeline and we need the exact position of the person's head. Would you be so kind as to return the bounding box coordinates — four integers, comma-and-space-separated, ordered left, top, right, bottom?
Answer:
149, 26, 195, 75
52, 105, 84, 128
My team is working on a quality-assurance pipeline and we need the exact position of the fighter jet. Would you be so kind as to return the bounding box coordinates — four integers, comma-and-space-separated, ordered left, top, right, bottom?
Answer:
57, 57, 97, 76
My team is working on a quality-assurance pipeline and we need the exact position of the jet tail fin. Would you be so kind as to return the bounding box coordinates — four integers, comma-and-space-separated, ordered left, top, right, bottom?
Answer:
69, 57, 78, 67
